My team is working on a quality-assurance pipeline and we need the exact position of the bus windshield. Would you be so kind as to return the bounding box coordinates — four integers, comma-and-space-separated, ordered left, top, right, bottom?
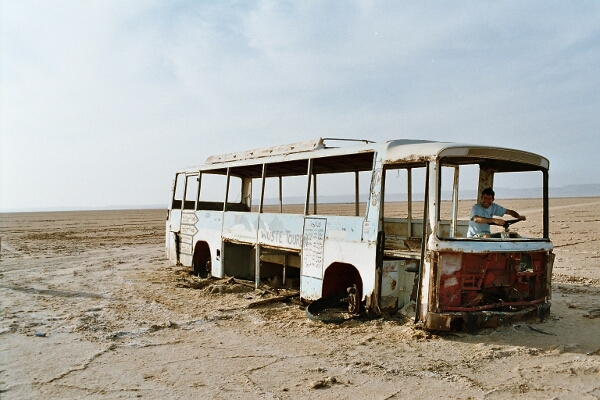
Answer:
437, 161, 547, 240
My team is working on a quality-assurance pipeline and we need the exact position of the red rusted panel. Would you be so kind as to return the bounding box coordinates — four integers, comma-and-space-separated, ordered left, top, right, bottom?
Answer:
437, 251, 548, 313
439, 253, 462, 307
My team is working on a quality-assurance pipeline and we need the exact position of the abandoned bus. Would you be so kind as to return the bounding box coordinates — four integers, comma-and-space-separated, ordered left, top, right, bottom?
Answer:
166, 138, 554, 331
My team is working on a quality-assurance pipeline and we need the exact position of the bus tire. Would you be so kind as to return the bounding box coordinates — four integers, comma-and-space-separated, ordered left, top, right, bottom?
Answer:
192, 243, 211, 278
306, 292, 358, 324
193, 258, 211, 278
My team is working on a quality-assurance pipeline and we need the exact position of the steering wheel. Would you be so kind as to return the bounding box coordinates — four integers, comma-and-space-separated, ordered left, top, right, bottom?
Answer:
487, 218, 522, 231
501, 219, 521, 231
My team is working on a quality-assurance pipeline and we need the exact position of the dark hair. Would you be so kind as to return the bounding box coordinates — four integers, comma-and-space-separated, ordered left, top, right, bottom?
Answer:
481, 187, 495, 197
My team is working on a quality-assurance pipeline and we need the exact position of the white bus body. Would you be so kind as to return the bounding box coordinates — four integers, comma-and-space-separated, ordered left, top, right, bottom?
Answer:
166, 138, 554, 331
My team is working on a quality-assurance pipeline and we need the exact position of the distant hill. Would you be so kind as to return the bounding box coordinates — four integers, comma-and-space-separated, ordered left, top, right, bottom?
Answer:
3, 185, 599, 213
263, 184, 600, 204
549, 184, 600, 198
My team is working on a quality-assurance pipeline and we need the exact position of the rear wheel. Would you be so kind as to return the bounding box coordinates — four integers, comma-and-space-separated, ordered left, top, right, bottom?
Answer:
306, 291, 360, 323
193, 257, 211, 278
308, 262, 364, 323
192, 243, 211, 278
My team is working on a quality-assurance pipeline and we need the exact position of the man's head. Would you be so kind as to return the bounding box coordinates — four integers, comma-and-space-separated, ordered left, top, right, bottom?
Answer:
480, 187, 495, 208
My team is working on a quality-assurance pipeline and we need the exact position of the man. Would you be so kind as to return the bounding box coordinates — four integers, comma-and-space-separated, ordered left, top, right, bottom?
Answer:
467, 187, 526, 238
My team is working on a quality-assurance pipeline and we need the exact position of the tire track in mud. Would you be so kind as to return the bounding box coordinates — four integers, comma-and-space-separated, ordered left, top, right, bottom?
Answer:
0, 285, 109, 299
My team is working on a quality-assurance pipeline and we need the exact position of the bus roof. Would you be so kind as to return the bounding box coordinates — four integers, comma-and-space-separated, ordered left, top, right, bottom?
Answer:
384, 140, 549, 169
177, 138, 549, 173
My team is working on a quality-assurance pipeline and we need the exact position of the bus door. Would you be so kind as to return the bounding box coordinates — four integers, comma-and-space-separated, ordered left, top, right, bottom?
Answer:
167, 173, 197, 263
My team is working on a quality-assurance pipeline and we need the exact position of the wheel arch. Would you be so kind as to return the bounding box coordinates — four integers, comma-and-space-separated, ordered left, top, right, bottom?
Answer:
192, 241, 212, 277
322, 262, 363, 300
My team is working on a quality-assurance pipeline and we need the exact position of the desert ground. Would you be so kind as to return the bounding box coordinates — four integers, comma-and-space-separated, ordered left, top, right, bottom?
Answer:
1, 198, 600, 399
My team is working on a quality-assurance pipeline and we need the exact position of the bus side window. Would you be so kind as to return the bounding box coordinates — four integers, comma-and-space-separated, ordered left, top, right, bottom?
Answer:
183, 174, 199, 210
172, 173, 185, 210
383, 168, 409, 219
258, 175, 308, 214
226, 175, 247, 211
198, 173, 227, 211
308, 170, 371, 216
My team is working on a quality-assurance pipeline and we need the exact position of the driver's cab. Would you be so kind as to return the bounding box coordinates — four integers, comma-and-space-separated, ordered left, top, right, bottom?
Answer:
418, 150, 553, 331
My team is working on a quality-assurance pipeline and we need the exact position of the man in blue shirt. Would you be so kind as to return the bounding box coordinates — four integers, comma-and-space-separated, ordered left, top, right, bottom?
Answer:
467, 187, 526, 238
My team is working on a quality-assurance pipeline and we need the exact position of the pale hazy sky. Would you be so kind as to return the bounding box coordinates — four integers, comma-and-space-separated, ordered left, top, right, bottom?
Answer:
2, 1, 599, 211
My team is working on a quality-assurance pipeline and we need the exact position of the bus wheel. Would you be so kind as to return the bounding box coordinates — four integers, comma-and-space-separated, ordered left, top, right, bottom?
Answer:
193, 259, 211, 278
192, 243, 211, 278
305, 286, 361, 323
345, 284, 360, 314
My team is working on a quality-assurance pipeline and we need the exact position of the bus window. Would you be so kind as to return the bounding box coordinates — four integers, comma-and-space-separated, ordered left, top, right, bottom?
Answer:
438, 164, 478, 238
383, 167, 427, 219
223, 174, 248, 211
382, 166, 427, 245
198, 172, 227, 211
437, 162, 545, 239
308, 170, 370, 216
410, 167, 427, 218
172, 173, 185, 210
383, 168, 409, 218
258, 175, 307, 214
247, 161, 311, 214
492, 170, 544, 238
183, 174, 199, 210
226, 175, 243, 204
250, 176, 263, 212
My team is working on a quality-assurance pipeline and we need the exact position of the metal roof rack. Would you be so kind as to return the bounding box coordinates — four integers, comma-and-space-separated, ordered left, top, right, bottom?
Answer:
205, 138, 326, 164
321, 138, 375, 146
205, 137, 376, 164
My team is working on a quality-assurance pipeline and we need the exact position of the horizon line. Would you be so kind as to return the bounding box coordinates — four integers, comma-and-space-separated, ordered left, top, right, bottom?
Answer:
3, 194, 600, 214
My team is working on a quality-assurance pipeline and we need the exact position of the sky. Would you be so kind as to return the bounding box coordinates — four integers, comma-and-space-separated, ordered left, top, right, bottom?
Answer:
1, 1, 599, 212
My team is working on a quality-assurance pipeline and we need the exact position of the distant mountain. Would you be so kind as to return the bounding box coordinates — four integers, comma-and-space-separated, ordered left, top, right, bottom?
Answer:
549, 184, 600, 198
263, 184, 600, 205
3, 185, 598, 213
435, 184, 600, 200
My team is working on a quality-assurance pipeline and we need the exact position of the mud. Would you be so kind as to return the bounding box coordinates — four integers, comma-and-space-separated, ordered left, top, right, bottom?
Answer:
1, 199, 599, 399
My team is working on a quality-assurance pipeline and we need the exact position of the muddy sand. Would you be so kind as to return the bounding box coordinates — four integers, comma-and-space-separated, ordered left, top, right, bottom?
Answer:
1, 198, 600, 399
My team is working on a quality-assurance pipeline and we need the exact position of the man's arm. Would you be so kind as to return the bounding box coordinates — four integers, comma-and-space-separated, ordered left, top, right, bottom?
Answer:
472, 215, 506, 226
505, 209, 526, 221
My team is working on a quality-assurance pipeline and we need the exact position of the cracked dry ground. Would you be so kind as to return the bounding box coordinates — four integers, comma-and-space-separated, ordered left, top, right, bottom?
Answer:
1, 202, 600, 399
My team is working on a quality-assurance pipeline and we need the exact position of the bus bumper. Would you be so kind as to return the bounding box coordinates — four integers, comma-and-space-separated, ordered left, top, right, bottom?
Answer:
424, 302, 551, 331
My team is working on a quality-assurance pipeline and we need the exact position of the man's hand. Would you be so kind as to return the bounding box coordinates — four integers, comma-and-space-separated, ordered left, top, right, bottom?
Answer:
491, 218, 505, 226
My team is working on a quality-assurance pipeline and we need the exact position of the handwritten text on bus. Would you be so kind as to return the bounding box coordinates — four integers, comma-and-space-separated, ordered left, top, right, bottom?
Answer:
260, 230, 302, 246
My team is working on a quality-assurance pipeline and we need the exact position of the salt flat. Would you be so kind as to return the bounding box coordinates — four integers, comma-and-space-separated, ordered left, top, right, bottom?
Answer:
1, 199, 599, 399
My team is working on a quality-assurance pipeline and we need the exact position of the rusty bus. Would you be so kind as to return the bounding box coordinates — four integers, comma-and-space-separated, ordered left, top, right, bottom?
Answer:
165, 138, 554, 331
